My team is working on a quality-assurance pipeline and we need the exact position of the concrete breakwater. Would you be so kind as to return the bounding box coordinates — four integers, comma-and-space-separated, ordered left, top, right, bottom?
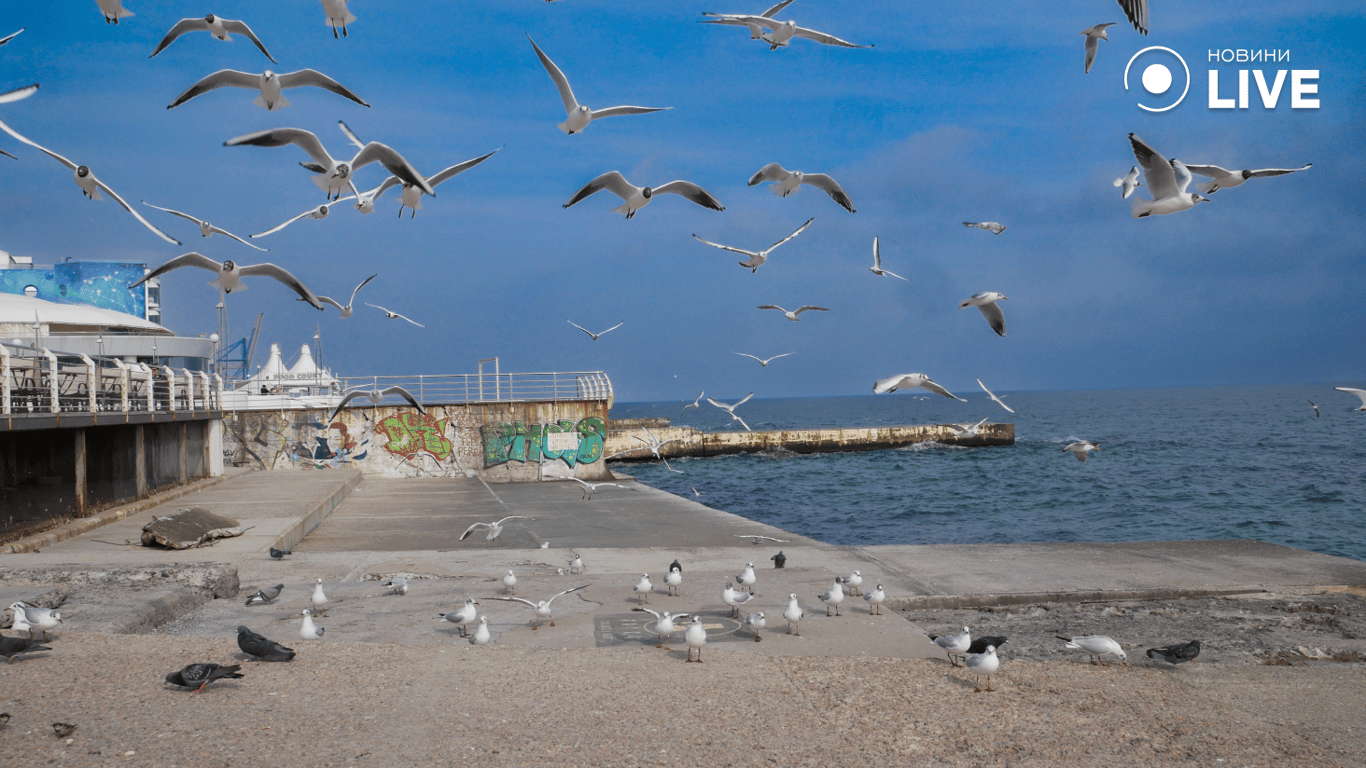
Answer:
605, 422, 1014, 460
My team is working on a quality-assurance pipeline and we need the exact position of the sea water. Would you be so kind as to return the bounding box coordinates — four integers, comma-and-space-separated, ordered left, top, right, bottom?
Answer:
609, 384, 1366, 562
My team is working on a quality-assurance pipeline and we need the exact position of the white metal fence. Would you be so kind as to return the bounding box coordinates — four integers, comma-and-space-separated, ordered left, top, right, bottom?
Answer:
1, 342, 220, 416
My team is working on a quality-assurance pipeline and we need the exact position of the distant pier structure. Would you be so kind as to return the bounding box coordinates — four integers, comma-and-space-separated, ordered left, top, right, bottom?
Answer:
605, 421, 1014, 460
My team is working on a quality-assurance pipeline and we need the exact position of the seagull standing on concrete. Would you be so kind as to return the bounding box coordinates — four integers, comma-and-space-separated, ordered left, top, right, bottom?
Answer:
568, 554, 585, 574
818, 578, 845, 616
1058, 634, 1127, 665
692, 217, 813, 273
1128, 133, 1211, 218
469, 616, 491, 645
366, 303, 425, 327
633, 574, 653, 604
142, 203, 266, 250
7, 603, 60, 640
965, 645, 1000, 692
722, 582, 757, 617
783, 594, 804, 635
664, 566, 683, 596
501, 570, 518, 595
735, 563, 758, 594
863, 584, 886, 615
298, 609, 325, 640
128, 253, 324, 309
839, 570, 863, 596
489, 585, 589, 629
310, 579, 329, 616
960, 292, 1008, 337
747, 163, 856, 212
744, 612, 767, 642
931, 626, 971, 666
684, 616, 708, 662
563, 170, 725, 219
382, 577, 409, 596
634, 608, 690, 650
707, 393, 755, 431
527, 36, 670, 135
873, 373, 966, 401
150, 14, 276, 61
439, 599, 480, 637
1080, 23, 1116, 74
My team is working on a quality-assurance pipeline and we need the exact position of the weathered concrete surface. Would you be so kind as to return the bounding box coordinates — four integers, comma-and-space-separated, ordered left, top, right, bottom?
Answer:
605, 422, 1014, 460
140, 506, 244, 549
0, 563, 239, 634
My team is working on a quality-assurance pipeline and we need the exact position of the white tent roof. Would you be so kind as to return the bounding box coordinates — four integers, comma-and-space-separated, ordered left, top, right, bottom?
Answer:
0, 292, 169, 334
239, 342, 336, 389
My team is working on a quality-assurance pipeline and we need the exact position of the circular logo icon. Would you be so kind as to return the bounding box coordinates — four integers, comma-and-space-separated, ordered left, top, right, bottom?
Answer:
1124, 46, 1190, 112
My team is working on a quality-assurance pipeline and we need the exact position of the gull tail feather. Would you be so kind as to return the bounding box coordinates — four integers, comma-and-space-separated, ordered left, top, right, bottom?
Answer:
1129, 198, 1156, 218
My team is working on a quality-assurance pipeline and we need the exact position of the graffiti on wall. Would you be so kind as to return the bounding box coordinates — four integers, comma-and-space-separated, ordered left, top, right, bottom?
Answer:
375, 411, 453, 462
481, 417, 605, 468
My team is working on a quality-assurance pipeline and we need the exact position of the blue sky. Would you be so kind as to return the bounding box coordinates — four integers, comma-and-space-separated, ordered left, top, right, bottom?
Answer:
1, 1, 1362, 402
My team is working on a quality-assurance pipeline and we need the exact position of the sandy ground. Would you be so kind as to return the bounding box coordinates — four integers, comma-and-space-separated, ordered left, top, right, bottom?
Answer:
2, 620, 1364, 768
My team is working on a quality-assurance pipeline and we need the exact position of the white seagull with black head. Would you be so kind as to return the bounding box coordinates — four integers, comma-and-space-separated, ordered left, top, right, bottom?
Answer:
129, 253, 324, 309
1128, 133, 1211, 218
747, 163, 856, 213
225, 127, 434, 202
563, 171, 724, 219
317, 274, 376, 318
142, 202, 266, 251
528, 36, 670, 135
149, 15, 276, 62
337, 122, 498, 217
168, 68, 369, 111
692, 218, 812, 273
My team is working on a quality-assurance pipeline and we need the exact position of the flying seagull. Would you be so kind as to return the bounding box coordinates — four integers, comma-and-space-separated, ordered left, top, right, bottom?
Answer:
873, 373, 966, 401
1308, 400, 1319, 417
707, 392, 754, 431
680, 390, 705, 420
164, 663, 243, 692
487, 585, 589, 629
129, 253, 324, 309
365, 303, 424, 327
963, 221, 1006, 235
142, 202, 266, 251
1116, 0, 1149, 35
1182, 162, 1312, 194
0, 117, 181, 245
959, 292, 1008, 337
735, 352, 794, 368
563, 170, 724, 219
0, 28, 24, 48
976, 378, 1016, 414
1080, 23, 1116, 73
336, 121, 497, 217
225, 127, 434, 201
758, 304, 828, 322
568, 320, 623, 341
1062, 440, 1100, 462
527, 36, 670, 135
869, 237, 907, 280
320, 0, 356, 39
317, 274, 376, 317
95, 0, 134, 25
149, 15, 276, 62
567, 477, 626, 500
169, 68, 368, 111
747, 163, 856, 212
703, 4, 873, 50
1335, 387, 1366, 411
948, 417, 990, 439
326, 385, 425, 423
250, 203, 333, 238
1110, 166, 1143, 201
459, 515, 534, 542
1128, 133, 1211, 218
692, 217, 813, 273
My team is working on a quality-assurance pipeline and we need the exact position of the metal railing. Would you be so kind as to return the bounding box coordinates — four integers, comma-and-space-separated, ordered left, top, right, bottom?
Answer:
0, 342, 221, 417
222, 370, 613, 409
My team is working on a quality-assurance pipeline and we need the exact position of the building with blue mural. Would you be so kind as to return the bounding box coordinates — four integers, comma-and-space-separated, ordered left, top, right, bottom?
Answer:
0, 251, 155, 322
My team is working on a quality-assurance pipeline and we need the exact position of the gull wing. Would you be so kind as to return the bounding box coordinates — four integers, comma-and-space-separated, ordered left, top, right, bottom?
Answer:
0, 116, 77, 170
351, 142, 434, 196
1335, 387, 1366, 406
793, 26, 873, 49
735, 353, 762, 363
379, 386, 425, 413
692, 235, 757, 258
1116, 0, 1149, 35
748, 162, 789, 186
976, 303, 1006, 337
142, 201, 203, 225
327, 388, 373, 422
238, 262, 324, 309
394, 313, 425, 328
277, 69, 369, 107
129, 252, 223, 289
0, 28, 24, 46
920, 378, 965, 401
207, 224, 267, 251
527, 36, 578, 114
761, 0, 797, 17
250, 206, 327, 238
494, 515, 534, 526
0, 83, 39, 105
732, 392, 755, 408
220, 19, 276, 63
426, 148, 500, 187
732, 413, 752, 431
590, 105, 670, 121
168, 69, 260, 108
792, 306, 829, 316
977, 378, 1015, 414
318, 295, 346, 312
596, 321, 624, 336
547, 584, 589, 605
337, 119, 365, 149
348, 274, 378, 304
653, 180, 725, 211
1084, 35, 1100, 74
1246, 163, 1312, 178
487, 596, 536, 608
769, 217, 814, 251
564, 170, 636, 207
757, 305, 787, 313
872, 237, 882, 269
1181, 163, 1231, 178
225, 127, 333, 168
92, 177, 182, 244
567, 320, 598, 338
1170, 158, 1194, 195
459, 521, 491, 540
0, 148, 12, 160
1129, 133, 1178, 201
800, 173, 856, 212
703, 16, 781, 31
148, 18, 210, 58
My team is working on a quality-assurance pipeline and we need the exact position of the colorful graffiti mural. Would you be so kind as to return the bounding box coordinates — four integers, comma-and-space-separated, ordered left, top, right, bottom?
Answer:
481, 417, 605, 468
376, 411, 453, 462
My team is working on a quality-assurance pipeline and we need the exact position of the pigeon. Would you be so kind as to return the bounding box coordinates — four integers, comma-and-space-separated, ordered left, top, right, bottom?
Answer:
744, 612, 767, 642
747, 163, 856, 212
563, 170, 724, 219
299, 609, 325, 640
0, 632, 52, 663
1183, 162, 1312, 195
633, 573, 653, 604
311, 578, 329, 616
244, 584, 283, 606
165, 663, 243, 692
149, 15, 276, 62
128, 253, 324, 310
1080, 23, 1116, 74
965, 645, 1000, 692
1057, 634, 1127, 665
684, 615, 708, 662
268, 547, 291, 559
783, 593, 804, 635
1062, 440, 1100, 463
439, 599, 480, 637
930, 626, 971, 666
1146, 640, 1201, 665
1113, 166, 1143, 199
469, 616, 491, 645
862, 583, 886, 615
963, 221, 1005, 235
692, 217, 813, 273
634, 608, 691, 650
141, 203, 266, 251
1128, 133, 1211, 218
960, 292, 1007, 337
771, 551, 786, 569
527, 35, 670, 135
873, 373, 965, 401
818, 578, 845, 616
236, 626, 295, 662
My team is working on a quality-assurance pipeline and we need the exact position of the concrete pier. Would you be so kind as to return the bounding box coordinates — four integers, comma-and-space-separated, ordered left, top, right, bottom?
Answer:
605, 422, 1014, 460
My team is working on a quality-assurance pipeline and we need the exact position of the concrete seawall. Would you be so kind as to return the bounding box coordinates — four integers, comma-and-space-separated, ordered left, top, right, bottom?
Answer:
605, 422, 1014, 459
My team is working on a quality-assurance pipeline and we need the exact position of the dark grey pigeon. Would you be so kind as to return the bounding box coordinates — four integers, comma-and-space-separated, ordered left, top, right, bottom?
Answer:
245, 584, 284, 606
165, 662, 244, 691
967, 635, 1008, 655
269, 547, 292, 559
1, 632, 53, 663
1146, 640, 1201, 664
236, 626, 295, 662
